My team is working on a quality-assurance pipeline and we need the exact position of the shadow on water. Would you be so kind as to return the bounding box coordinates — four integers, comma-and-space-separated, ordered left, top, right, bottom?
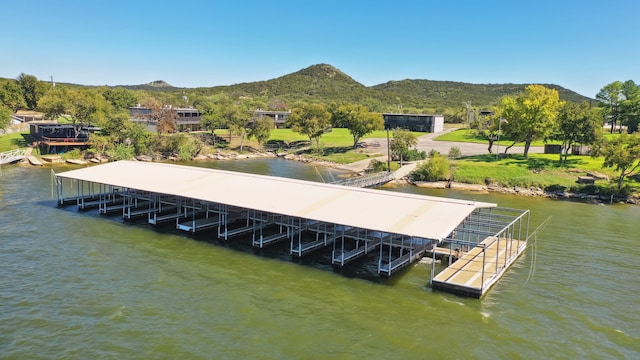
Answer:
49, 201, 402, 286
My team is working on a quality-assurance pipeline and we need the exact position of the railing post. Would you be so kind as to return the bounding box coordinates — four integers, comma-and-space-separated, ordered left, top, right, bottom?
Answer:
496, 236, 500, 273
481, 244, 486, 291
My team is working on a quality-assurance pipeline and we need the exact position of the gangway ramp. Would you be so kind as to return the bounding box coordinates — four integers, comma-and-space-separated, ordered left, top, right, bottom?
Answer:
0, 149, 27, 165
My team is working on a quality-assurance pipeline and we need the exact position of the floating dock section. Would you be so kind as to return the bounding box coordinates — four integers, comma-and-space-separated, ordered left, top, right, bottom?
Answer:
430, 207, 530, 298
53, 161, 531, 297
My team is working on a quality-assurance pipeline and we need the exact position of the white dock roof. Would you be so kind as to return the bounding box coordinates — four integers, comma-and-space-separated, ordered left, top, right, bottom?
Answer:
57, 161, 496, 240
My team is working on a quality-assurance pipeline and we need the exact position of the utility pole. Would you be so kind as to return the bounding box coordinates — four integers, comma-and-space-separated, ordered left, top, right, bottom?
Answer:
386, 129, 391, 171
464, 101, 471, 129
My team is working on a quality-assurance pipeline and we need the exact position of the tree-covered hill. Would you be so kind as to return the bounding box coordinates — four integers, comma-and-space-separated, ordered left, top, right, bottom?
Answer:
1, 64, 594, 111
192, 64, 391, 104
188, 64, 592, 109
118, 80, 182, 92
372, 79, 592, 108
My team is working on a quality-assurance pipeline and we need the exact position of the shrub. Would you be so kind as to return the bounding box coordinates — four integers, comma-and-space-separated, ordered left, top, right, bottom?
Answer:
61, 148, 82, 160
368, 159, 388, 172
398, 149, 426, 162
149, 134, 203, 160
411, 153, 451, 182
108, 144, 135, 160
448, 146, 462, 159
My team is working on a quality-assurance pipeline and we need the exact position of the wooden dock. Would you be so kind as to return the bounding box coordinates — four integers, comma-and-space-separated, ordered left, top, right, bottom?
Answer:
27, 155, 43, 166
431, 237, 527, 298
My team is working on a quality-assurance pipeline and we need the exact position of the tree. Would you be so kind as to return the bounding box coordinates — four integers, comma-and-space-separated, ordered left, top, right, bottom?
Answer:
102, 88, 138, 111
197, 95, 230, 145
68, 88, 110, 126
224, 102, 252, 152
0, 80, 26, 112
266, 98, 288, 111
411, 152, 450, 182
330, 103, 384, 148
596, 81, 624, 134
18, 73, 48, 110
618, 80, 640, 134
37, 86, 70, 120
592, 134, 640, 191
287, 103, 332, 153
141, 99, 176, 134
248, 116, 274, 146
471, 111, 500, 153
390, 127, 417, 164
95, 110, 150, 155
0, 105, 11, 132
497, 85, 564, 157
552, 102, 602, 164
39, 87, 110, 125
156, 108, 177, 134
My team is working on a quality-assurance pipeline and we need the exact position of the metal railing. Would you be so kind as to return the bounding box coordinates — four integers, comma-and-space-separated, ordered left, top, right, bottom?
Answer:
0, 149, 27, 165
331, 171, 394, 188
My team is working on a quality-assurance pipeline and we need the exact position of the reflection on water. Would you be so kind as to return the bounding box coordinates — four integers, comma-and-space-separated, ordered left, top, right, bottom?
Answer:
1, 160, 638, 358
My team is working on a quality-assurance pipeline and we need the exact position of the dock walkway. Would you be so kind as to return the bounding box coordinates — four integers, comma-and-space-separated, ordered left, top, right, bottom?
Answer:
431, 237, 527, 297
0, 149, 27, 165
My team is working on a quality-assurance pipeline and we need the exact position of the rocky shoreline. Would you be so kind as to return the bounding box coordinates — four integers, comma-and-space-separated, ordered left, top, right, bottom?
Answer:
21, 148, 639, 205
409, 180, 640, 205
196, 152, 640, 205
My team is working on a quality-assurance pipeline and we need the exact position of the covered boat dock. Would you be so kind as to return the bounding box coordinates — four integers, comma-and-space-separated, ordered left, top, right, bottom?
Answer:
53, 161, 530, 297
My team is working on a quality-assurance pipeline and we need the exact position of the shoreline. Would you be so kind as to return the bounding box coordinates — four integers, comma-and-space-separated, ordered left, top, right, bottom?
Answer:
17, 149, 639, 205
405, 179, 640, 205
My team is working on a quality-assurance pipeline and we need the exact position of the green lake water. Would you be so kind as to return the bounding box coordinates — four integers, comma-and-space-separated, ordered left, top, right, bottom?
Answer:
1, 159, 638, 359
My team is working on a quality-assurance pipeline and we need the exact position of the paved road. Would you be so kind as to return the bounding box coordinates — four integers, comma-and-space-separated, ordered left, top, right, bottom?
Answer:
339, 129, 544, 173
416, 128, 544, 157
365, 128, 543, 157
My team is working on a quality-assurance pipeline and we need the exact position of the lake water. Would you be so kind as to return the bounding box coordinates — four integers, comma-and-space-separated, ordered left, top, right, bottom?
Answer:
1, 159, 638, 359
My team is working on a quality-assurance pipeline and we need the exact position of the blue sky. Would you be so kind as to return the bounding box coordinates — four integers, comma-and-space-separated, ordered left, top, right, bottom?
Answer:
2, 0, 638, 97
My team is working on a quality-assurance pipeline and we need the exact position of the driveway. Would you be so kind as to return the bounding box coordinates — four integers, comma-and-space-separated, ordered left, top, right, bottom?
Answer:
364, 128, 544, 158
340, 128, 544, 173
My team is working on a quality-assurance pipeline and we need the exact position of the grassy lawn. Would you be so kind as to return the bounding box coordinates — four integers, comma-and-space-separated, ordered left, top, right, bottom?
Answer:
436, 128, 555, 147
267, 128, 420, 148
0, 132, 32, 152
218, 128, 410, 164
305, 147, 381, 164
452, 153, 626, 189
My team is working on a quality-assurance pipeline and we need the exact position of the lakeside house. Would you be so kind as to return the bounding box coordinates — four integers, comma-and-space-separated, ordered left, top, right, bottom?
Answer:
14, 110, 45, 123
129, 105, 292, 132
129, 105, 203, 132
254, 109, 291, 128
29, 123, 96, 154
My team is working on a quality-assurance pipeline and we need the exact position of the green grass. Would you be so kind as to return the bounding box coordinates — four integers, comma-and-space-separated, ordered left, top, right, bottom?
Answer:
268, 128, 420, 148
305, 147, 380, 164
252, 128, 410, 164
0, 132, 32, 152
435, 128, 555, 147
452, 153, 624, 189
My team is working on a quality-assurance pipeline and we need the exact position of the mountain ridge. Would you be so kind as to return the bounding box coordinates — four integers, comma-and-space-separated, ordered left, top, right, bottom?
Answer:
142, 63, 593, 107
2, 64, 593, 109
